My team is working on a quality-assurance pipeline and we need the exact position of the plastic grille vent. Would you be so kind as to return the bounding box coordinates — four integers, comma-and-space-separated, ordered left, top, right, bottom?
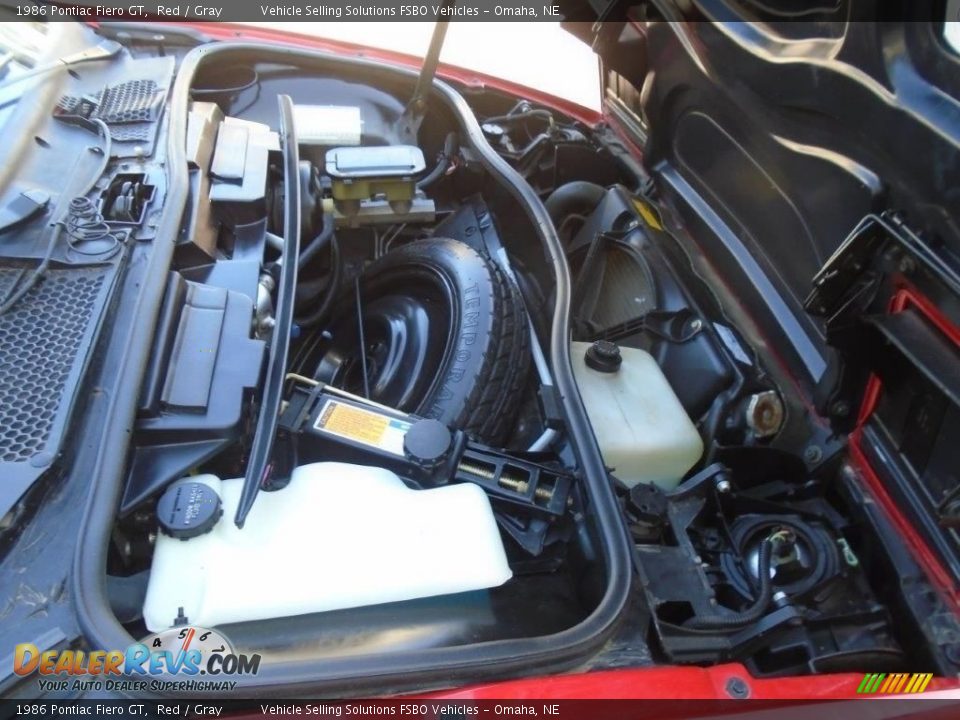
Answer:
95, 79, 164, 123
107, 124, 152, 143
56, 95, 81, 114
0, 266, 107, 463
592, 245, 657, 328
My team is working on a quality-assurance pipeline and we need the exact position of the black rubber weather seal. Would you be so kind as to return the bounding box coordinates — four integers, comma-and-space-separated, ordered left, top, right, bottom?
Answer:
234, 94, 300, 528
71, 40, 632, 697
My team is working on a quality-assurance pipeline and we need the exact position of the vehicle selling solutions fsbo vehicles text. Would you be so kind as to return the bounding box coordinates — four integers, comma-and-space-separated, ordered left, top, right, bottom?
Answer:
257, 5, 563, 18
256, 5, 480, 17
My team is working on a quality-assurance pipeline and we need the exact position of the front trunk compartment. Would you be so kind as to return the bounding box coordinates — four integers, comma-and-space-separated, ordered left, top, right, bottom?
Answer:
68, 38, 636, 696
1, 14, 958, 698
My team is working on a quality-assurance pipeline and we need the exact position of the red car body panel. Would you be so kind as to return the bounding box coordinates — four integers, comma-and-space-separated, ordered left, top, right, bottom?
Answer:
850, 286, 960, 613
424, 663, 862, 700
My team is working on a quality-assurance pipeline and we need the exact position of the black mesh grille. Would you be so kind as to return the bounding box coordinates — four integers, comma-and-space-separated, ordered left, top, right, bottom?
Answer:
53, 56, 173, 158
107, 124, 153, 143
0, 265, 108, 463
95, 79, 164, 123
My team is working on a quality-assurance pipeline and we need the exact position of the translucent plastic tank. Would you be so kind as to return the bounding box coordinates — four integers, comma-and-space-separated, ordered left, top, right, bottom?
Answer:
143, 463, 511, 631
571, 341, 703, 491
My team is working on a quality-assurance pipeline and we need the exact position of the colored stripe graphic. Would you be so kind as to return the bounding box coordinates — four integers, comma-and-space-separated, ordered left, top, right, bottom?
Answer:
894, 674, 909, 693
858, 673, 933, 694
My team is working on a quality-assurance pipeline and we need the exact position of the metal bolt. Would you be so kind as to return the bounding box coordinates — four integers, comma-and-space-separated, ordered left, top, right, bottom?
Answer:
804, 445, 823, 464
689, 318, 703, 332
715, 478, 731, 494
726, 677, 750, 699
830, 400, 851, 417
899, 255, 917, 274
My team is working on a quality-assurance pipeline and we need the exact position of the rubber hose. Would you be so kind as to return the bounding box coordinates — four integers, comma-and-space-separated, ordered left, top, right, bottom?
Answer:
483, 109, 555, 125
684, 539, 775, 629
417, 131, 459, 190
298, 212, 335, 270
544, 181, 606, 226
295, 234, 341, 329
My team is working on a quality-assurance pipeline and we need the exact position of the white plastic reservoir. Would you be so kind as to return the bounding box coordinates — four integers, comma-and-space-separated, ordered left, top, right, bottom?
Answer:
571, 341, 703, 491
142, 463, 512, 632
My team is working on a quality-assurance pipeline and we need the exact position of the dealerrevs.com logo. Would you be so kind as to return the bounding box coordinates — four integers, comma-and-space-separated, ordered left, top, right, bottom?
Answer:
13, 626, 260, 692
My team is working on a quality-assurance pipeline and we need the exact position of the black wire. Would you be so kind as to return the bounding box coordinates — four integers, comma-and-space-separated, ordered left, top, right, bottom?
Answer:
190, 67, 259, 97
295, 234, 341, 329
80, 119, 113, 195
417, 131, 459, 190
298, 212, 334, 270
0, 267, 27, 311
483, 109, 555, 126
229, 81, 262, 118
354, 275, 371, 399
0, 225, 63, 315
684, 539, 776, 629
63, 196, 123, 258
0, 119, 113, 316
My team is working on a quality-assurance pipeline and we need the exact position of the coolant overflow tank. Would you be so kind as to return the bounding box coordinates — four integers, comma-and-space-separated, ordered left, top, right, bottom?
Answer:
572, 341, 703, 491
142, 464, 511, 631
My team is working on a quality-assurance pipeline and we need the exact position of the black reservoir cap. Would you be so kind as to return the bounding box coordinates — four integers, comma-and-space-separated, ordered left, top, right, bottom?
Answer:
157, 481, 222, 540
585, 340, 622, 373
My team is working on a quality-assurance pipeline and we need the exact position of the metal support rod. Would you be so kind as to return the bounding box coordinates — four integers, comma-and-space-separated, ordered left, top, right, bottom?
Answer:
396, 9, 453, 142
355, 275, 371, 399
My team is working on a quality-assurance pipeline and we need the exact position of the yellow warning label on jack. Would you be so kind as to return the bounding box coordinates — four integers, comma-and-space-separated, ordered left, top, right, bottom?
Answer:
314, 399, 411, 456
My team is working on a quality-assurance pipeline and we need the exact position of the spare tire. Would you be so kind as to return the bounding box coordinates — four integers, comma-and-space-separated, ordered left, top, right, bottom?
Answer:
300, 238, 530, 444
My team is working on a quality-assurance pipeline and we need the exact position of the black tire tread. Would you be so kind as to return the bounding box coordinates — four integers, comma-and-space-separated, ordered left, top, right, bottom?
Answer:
378, 238, 530, 445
